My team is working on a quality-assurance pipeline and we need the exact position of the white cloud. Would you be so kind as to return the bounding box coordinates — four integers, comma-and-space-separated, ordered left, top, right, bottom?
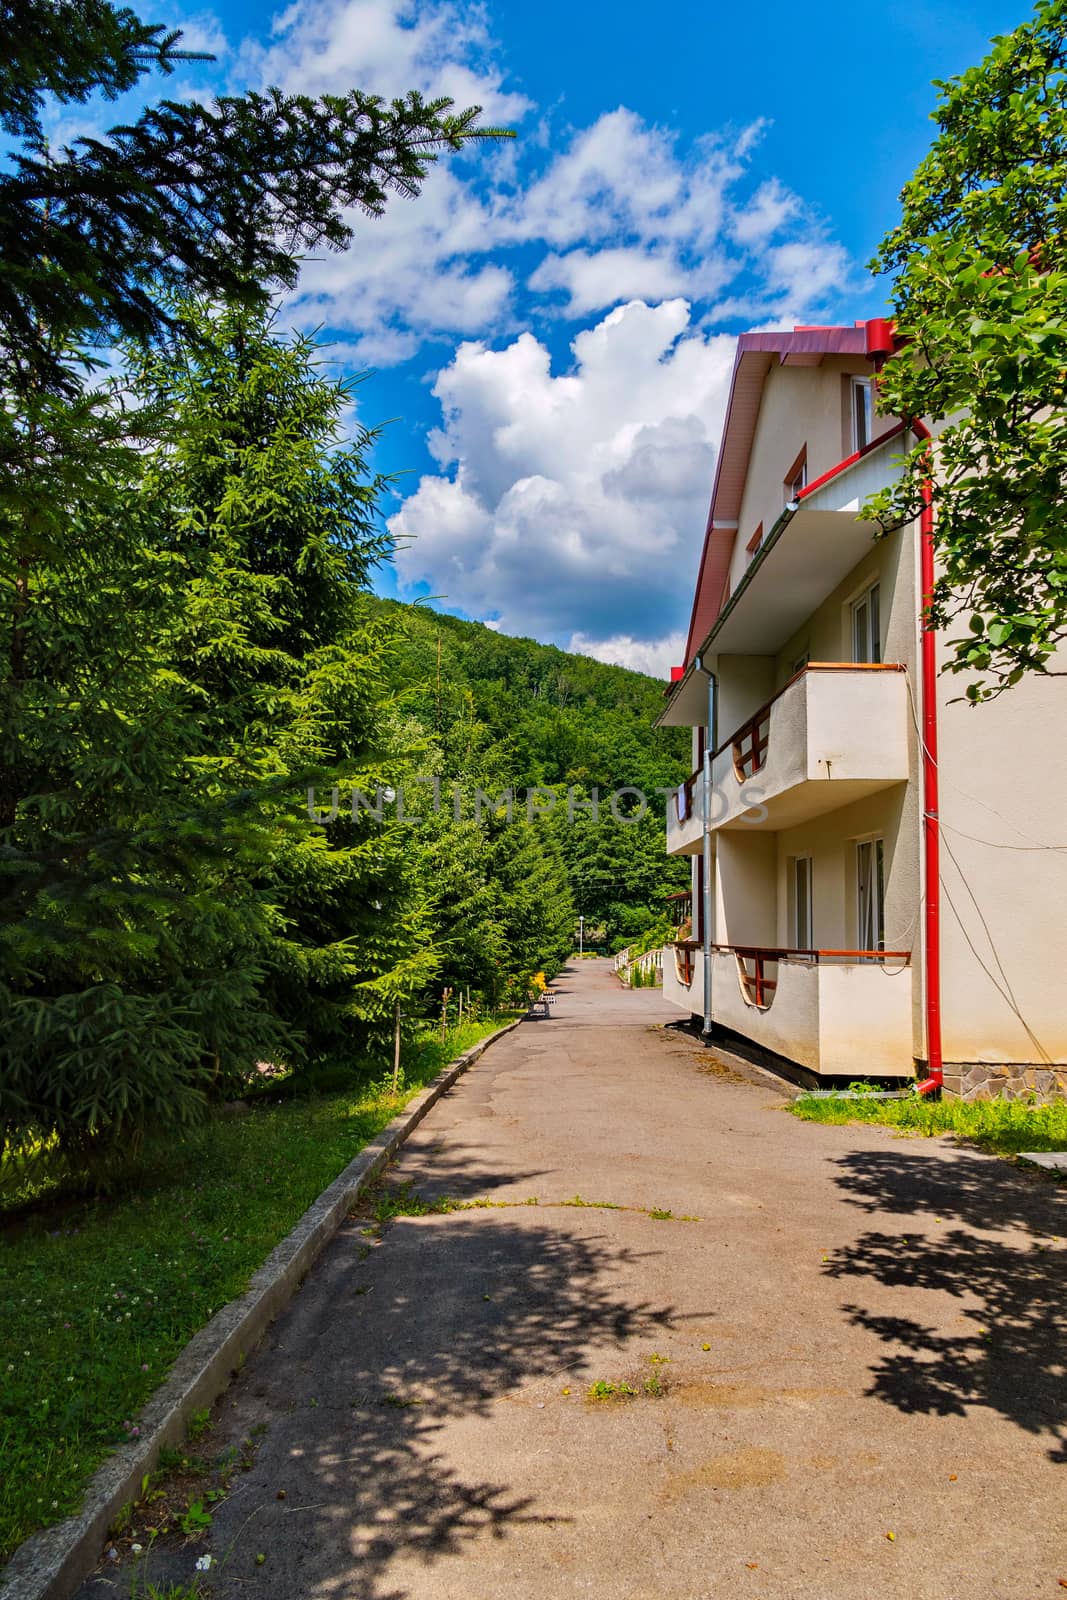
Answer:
245, 0, 529, 123
390, 299, 736, 651
236, 1, 853, 362
568, 630, 688, 677
110, 0, 854, 661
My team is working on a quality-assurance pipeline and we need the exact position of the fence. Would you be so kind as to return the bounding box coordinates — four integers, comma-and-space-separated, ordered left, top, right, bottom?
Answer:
613, 946, 665, 988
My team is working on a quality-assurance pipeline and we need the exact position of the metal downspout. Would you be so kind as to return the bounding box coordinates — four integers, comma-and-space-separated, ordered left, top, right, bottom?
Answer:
696, 656, 717, 1042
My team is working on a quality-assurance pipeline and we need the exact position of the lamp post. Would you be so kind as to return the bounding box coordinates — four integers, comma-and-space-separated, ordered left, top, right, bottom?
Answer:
578, 915, 584, 956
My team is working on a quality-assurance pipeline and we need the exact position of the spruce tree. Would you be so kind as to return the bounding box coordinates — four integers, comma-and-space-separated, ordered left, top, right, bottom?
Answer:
133, 302, 441, 1069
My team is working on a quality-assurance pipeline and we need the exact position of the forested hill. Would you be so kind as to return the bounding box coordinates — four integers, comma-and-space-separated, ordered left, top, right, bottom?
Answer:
369, 598, 691, 953
368, 597, 690, 797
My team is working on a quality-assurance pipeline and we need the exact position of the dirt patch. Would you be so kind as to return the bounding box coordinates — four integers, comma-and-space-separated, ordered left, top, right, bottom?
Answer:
692, 1052, 755, 1086
670, 1380, 847, 1409
663, 1447, 786, 1495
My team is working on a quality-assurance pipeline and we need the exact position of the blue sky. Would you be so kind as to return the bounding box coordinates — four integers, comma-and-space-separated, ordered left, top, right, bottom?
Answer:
57, 0, 1026, 671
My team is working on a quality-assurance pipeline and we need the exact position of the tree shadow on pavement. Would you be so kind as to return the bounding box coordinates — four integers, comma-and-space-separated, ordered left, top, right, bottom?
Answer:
97, 1211, 676, 1600
823, 1148, 1066, 1463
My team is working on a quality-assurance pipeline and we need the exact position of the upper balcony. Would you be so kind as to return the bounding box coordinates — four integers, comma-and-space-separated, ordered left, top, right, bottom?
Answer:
666, 662, 909, 849
713, 662, 909, 828
660, 424, 910, 729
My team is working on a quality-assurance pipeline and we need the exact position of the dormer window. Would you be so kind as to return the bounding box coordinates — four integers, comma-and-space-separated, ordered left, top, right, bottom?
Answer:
851, 377, 874, 452
784, 446, 807, 507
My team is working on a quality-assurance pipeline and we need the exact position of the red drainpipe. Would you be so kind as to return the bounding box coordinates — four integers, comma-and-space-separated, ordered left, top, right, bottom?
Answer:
864, 320, 942, 1093
910, 417, 943, 1094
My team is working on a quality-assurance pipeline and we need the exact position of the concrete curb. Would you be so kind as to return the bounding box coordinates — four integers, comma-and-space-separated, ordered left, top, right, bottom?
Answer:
0, 1019, 522, 1600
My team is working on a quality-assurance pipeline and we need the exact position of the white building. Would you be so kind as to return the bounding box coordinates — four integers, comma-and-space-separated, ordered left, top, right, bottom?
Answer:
658, 321, 1067, 1099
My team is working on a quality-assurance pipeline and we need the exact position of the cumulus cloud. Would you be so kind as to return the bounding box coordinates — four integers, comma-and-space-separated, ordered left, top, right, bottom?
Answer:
244, 0, 529, 123
568, 630, 689, 678
66, 0, 853, 664
389, 299, 736, 664
235, 1, 853, 363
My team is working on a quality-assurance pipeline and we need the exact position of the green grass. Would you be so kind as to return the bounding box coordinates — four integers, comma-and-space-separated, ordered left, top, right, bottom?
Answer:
790, 1089, 1067, 1156
0, 1017, 513, 1563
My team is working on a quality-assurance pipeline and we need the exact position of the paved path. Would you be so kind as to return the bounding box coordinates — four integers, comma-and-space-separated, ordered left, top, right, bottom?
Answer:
84, 959, 1065, 1600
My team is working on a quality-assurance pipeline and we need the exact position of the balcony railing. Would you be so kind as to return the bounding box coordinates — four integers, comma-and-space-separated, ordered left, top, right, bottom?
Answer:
716, 660, 905, 769
731, 707, 771, 780
674, 771, 699, 822
712, 943, 911, 1011
671, 939, 700, 986
661, 941, 915, 1076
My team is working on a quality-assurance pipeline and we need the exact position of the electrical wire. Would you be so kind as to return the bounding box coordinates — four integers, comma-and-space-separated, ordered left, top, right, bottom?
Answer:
903, 667, 1067, 851
937, 825, 1052, 1064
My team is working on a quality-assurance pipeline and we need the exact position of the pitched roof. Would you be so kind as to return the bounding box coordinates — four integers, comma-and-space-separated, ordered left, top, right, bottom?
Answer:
681, 324, 873, 668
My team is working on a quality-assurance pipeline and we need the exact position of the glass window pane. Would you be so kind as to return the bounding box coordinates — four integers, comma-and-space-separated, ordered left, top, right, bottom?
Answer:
853, 381, 869, 450
852, 597, 869, 663
869, 584, 881, 663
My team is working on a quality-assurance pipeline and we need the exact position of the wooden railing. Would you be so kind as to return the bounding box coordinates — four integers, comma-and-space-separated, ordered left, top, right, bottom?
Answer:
711, 943, 911, 1011
673, 771, 699, 823
671, 939, 700, 986
731, 706, 771, 780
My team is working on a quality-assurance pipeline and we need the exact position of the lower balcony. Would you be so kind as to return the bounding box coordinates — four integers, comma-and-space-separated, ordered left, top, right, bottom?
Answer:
663, 942, 913, 1078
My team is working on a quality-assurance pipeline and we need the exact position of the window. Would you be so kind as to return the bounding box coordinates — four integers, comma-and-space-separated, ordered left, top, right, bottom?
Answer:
784, 445, 807, 507
745, 522, 764, 564
851, 377, 874, 452
791, 651, 809, 677
791, 856, 813, 949
851, 582, 881, 663
856, 838, 885, 951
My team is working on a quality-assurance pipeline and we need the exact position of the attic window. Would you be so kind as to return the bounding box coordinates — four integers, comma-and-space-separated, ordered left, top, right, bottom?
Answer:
745, 523, 764, 563
851, 377, 874, 451
784, 446, 807, 506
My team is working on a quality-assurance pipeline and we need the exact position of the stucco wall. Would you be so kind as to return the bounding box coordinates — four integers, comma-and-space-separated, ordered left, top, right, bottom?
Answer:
716, 831, 776, 946
936, 661, 1067, 1065
729, 358, 899, 598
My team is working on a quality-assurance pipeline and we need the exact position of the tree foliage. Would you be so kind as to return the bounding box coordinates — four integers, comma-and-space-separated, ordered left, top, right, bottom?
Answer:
0, 0, 507, 388
867, 0, 1067, 698
377, 601, 689, 954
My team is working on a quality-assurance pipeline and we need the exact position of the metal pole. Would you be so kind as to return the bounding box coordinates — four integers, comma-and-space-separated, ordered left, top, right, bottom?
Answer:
697, 655, 717, 1043
392, 1002, 401, 1094
579, 915, 584, 956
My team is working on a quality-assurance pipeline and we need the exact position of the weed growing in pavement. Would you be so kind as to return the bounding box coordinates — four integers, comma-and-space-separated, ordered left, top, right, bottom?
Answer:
185, 1409, 211, 1444
177, 1500, 213, 1535
587, 1381, 639, 1401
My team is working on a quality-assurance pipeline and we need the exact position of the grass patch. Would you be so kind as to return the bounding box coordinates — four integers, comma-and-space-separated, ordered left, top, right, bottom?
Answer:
0, 1016, 512, 1563
790, 1088, 1067, 1157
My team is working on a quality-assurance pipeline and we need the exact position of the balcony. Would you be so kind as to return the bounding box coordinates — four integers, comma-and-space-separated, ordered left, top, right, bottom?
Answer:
712, 662, 908, 830
666, 769, 705, 854
662, 943, 913, 1078
667, 664, 909, 849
